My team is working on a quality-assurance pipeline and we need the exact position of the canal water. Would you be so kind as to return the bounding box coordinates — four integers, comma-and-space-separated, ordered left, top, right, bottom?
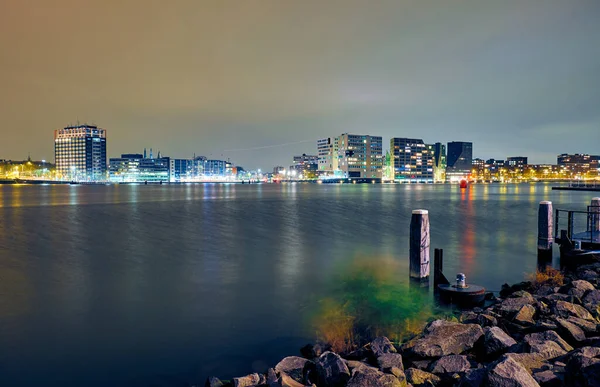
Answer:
0, 183, 593, 386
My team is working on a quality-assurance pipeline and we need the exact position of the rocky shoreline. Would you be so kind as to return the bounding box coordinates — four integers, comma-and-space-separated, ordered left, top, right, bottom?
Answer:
206, 263, 600, 387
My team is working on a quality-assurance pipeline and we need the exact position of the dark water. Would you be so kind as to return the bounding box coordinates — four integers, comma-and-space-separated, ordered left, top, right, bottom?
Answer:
0, 183, 593, 386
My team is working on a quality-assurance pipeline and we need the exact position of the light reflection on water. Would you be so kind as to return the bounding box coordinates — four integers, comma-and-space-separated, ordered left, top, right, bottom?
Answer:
0, 182, 594, 386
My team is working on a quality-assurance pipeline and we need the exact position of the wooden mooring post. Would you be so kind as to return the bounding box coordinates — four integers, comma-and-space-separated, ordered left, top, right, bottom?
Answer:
537, 201, 553, 261
592, 197, 600, 233
410, 209, 430, 281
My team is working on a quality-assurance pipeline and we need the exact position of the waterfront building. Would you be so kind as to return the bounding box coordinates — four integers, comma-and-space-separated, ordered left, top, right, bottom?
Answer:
170, 158, 194, 182
507, 156, 528, 166
336, 133, 383, 179
390, 137, 433, 183
109, 153, 170, 182
557, 154, 600, 177
317, 137, 339, 175
290, 154, 318, 177
204, 159, 233, 177
54, 124, 107, 181
273, 166, 285, 176
433, 142, 447, 183
446, 141, 473, 181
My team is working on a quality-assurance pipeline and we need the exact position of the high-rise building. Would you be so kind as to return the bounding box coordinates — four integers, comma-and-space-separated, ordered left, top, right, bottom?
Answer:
317, 137, 338, 174
290, 154, 318, 176
433, 142, 447, 183
557, 154, 600, 176
389, 138, 433, 183
337, 133, 383, 179
446, 141, 473, 180
54, 124, 107, 180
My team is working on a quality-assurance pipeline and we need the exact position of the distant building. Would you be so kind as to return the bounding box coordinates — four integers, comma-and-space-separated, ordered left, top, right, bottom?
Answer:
507, 156, 528, 166
557, 153, 600, 176
317, 137, 339, 174
433, 142, 447, 183
109, 153, 170, 182
336, 133, 383, 179
290, 154, 318, 176
446, 141, 473, 181
273, 166, 285, 175
54, 124, 107, 180
170, 158, 194, 181
389, 137, 433, 183
204, 159, 232, 177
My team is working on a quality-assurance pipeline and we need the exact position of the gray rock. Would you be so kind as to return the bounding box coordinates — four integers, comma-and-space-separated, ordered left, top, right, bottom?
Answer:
347, 367, 406, 387
498, 294, 536, 315
205, 376, 224, 387
233, 373, 261, 387
267, 368, 278, 385
371, 336, 397, 357
316, 352, 351, 387
487, 356, 541, 387
429, 355, 470, 374
403, 320, 484, 358
572, 347, 600, 359
505, 353, 549, 374
390, 367, 406, 381
459, 368, 486, 387
566, 316, 598, 334
405, 368, 441, 386
410, 360, 431, 370
542, 294, 573, 303
560, 280, 595, 299
346, 360, 378, 373
524, 331, 573, 360
565, 354, 600, 387
555, 318, 586, 344
483, 326, 518, 357
582, 290, 600, 314
532, 370, 563, 387
279, 372, 304, 387
554, 301, 594, 321
275, 356, 312, 383
378, 353, 405, 372
514, 304, 536, 325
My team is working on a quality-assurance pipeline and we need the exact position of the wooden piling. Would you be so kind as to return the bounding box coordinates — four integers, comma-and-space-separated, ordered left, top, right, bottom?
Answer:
592, 197, 600, 233
410, 209, 430, 280
537, 201, 553, 260
433, 248, 449, 290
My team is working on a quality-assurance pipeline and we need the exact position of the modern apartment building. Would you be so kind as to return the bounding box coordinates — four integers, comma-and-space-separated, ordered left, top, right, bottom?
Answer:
317, 137, 338, 174
433, 142, 447, 183
336, 133, 383, 179
389, 137, 433, 183
54, 124, 107, 180
446, 141, 473, 181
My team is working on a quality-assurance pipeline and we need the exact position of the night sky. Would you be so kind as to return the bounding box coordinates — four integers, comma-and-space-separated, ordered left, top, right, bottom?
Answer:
1, 0, 599, 169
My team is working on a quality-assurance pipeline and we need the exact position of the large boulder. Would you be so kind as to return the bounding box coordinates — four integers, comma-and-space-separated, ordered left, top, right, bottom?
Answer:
371, 336, 397, 357
498, 292, 536, 315
504, 353, 548, 374
565, 354, 600, 387
524, 331, 573, 360
233, 373, 262, 387
553, 301, 594, 321
514, 304, 536, 325
205, 376, 224, 387
566, 316, 598, 334
316, 352, 351, 387
377, 353, 404, 372
582, 290, 600, 314
555, 318, 586, 344
459, 368, 486, 387
405, 368, 441, 386
532, 370, 563, 387
275, 356, 313, 384
486, 356, 541, 387
482, 326, 517, 357
403, 320, 483, 358
429, 355, 470, 374
347, 366, 406, 387
559, 280, 595, 299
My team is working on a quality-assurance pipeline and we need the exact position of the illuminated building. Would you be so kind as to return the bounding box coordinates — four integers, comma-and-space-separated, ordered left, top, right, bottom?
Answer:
109, 153, 170, 182
390, 137, 433, 183
336, 133, 383, 179
507, 156, 528, 166
433, 142, 447, 183
290, 154, 318, 176
54, 124, 107, 181
317, 137, 339, 174
446, 141, 473, 181
558, 154, 600, 176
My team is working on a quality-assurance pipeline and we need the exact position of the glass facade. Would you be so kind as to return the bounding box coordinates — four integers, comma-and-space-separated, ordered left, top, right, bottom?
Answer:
390, 137, 434, 183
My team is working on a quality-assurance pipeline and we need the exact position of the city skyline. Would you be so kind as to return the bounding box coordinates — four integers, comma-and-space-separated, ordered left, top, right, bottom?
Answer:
2, 1, 600, 169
